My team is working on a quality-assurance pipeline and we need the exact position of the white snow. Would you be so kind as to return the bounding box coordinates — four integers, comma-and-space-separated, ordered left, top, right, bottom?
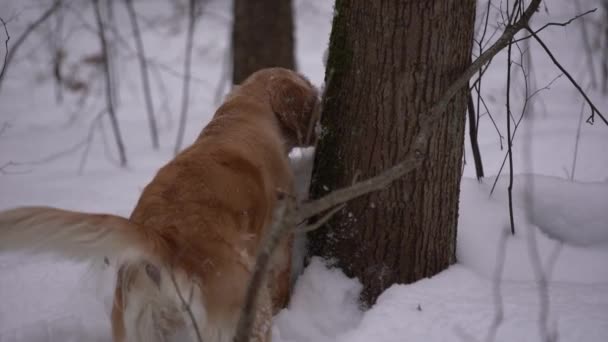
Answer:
1, 0, 607, 341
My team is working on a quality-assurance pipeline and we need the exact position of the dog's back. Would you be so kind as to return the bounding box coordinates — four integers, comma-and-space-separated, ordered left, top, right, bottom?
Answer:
115, 68, 318, 341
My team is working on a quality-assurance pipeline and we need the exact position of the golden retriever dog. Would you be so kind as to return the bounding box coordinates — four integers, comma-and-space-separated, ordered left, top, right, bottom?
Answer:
0, 67, 320, 342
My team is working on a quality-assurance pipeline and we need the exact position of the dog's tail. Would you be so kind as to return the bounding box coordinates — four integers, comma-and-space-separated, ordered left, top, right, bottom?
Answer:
0, 206, 156, 265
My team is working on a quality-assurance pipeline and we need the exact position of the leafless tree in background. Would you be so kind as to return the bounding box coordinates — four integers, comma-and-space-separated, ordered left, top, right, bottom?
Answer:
124, 0, 160, 150
232, 0, 295, 84
92, 0, 127, 166
0, 0, 61, 93
174, 0, 199, 155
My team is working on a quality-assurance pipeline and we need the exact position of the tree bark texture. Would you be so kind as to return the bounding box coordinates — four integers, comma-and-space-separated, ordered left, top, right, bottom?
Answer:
309, 0, 476, 304
232, 0, 295, 85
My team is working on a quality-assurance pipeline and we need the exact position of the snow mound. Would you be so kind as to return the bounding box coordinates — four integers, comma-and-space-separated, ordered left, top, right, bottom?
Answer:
458, 175, 608, 283
273, 262, 608, 342
273, 257, 363, 342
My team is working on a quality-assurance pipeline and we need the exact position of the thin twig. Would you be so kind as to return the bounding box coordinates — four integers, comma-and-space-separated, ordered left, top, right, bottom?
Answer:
125, 0, 159, 150
174, 0, 198, 155
214, 44, 232, 105
574, 1, 598, 89
489, 74, 562, 196
297, 204, 346, 234
570, 101, 586, 181
527, 26, 608, 126
477, 91, 505, 149
513, 8, 597, 44
0, 0, 61, 92
78, 109, 108, 174
92, 0, 128, 166
473, 0, 493, 159
521, 56, 557, 342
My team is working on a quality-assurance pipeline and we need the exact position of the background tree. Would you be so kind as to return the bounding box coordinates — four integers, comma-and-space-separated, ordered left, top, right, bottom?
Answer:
232, 0, 295, 84
309, 0, 476, 304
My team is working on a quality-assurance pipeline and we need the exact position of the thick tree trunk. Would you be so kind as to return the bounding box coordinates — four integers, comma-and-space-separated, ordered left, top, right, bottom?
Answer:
309, 0, 476, 304
232, 0, 295, 84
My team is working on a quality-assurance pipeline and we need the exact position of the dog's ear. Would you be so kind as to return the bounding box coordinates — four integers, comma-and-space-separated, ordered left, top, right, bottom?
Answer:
267, 75, 319, 148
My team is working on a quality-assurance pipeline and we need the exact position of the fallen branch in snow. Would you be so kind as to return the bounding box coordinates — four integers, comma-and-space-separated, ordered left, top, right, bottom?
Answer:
0, 0, 62, 93
92, 0, 128, 167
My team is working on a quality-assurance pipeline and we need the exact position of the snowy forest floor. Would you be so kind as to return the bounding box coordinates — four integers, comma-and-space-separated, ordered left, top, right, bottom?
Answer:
0, 0, 607, 341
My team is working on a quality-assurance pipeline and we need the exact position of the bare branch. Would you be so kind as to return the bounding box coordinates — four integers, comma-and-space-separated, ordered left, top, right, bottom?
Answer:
513, 8, 597, 44
174, 0, 199, 155
0, 17, 8, 82
422, 0, 541, 132
506, 37, 516, 235
0, 0, 61, 92
0, 0, 61, 89
490, 73, 562, 196
521, 58, 558, 342
234, 196, 296, 342
526, 26, 608, 126
125, 0, 159, 150
468, 88, 484, 180
485, 228, 509, 342
92, 0, 128, 166
570, 101, 586, 181
297, 204, 345, 234
573, 1, 598, 89
78, 109, 107, 174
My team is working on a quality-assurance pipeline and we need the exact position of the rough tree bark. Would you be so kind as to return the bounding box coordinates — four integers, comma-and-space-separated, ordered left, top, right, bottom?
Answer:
232, 0, 295, 84
309, 0, 476, 304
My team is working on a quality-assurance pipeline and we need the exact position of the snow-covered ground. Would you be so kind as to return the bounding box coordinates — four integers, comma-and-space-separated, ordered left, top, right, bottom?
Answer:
0, 0, 607, 341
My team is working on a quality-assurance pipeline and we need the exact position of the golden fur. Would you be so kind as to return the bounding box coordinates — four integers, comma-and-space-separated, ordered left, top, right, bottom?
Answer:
0, 67, 320, 342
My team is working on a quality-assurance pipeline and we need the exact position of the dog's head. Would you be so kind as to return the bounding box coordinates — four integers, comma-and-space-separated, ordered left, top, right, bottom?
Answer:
237, 68, 321, 149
